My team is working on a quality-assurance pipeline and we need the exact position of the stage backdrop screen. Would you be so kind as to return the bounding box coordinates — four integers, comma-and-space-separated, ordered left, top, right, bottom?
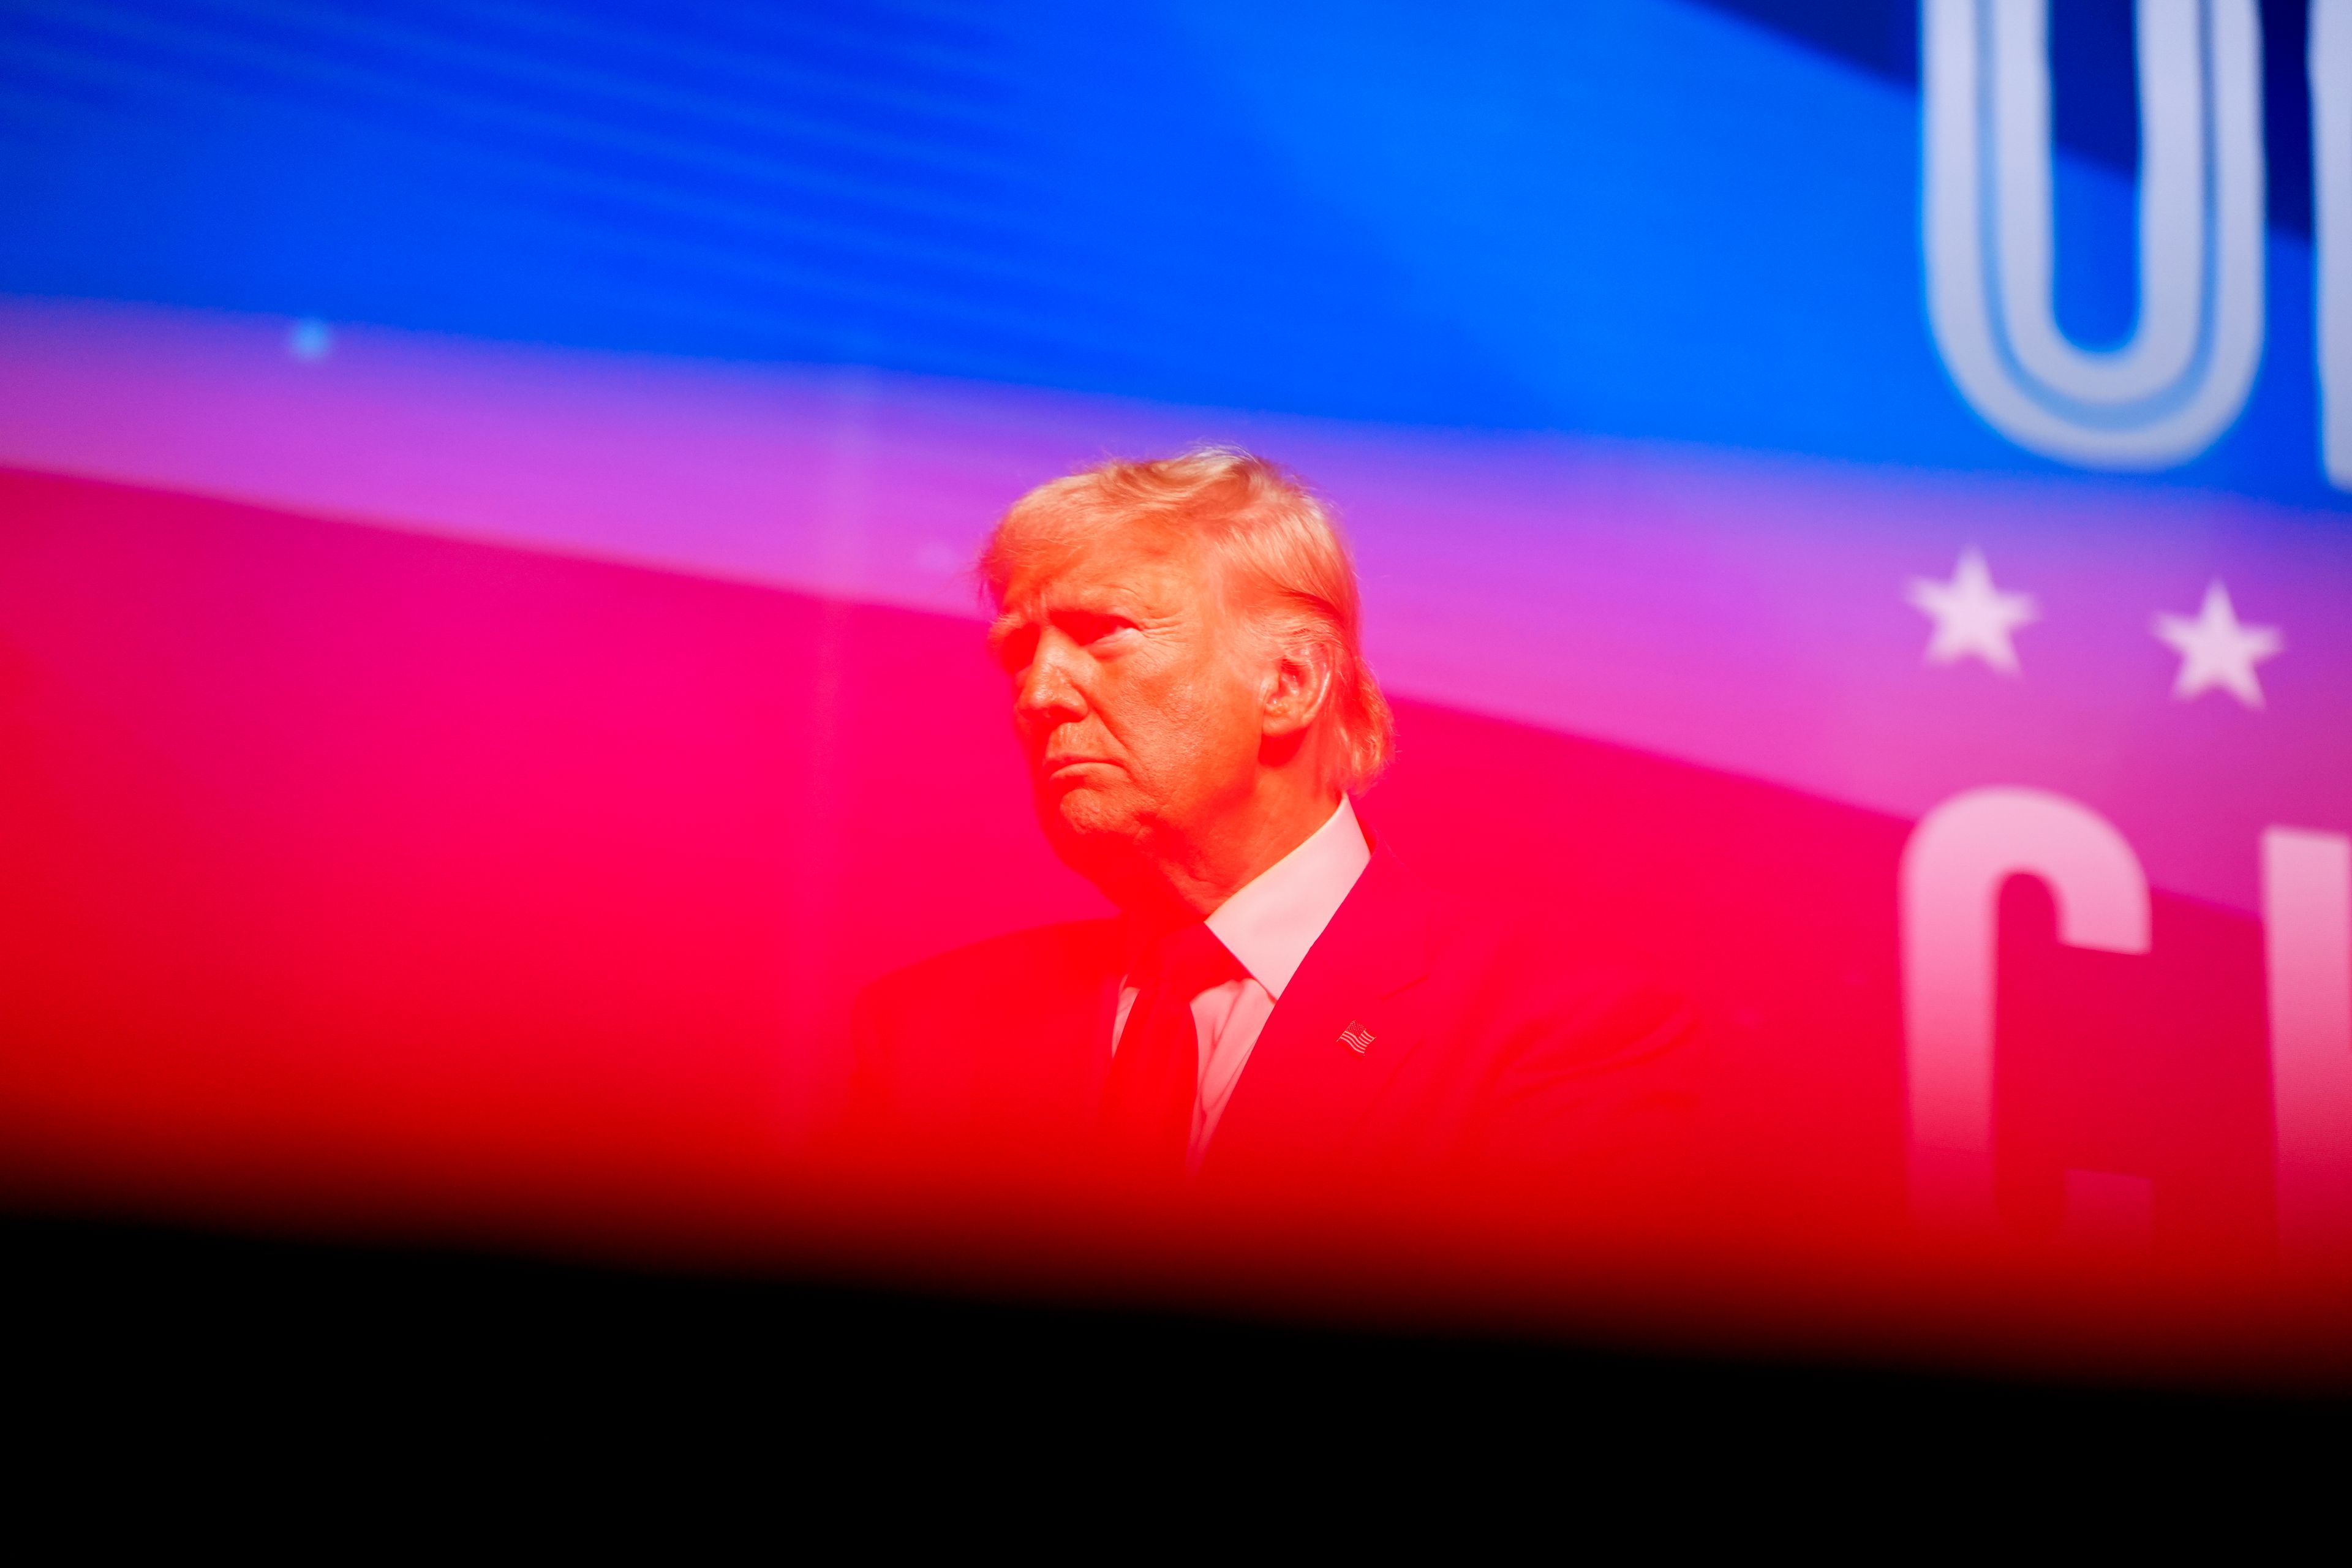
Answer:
2, 0, 2350, 1376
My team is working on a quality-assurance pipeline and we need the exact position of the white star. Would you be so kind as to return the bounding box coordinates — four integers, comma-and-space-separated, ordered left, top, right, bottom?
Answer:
1907, 548, 2038, 674
2153, 581, 2282, 709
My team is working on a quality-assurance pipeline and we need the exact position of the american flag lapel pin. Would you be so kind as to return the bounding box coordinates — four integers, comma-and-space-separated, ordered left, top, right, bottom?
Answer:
1338, 1020, 1375, 1055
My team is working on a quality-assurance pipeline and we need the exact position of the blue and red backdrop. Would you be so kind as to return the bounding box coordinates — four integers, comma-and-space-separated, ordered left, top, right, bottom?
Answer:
2, 0, 2349, 1370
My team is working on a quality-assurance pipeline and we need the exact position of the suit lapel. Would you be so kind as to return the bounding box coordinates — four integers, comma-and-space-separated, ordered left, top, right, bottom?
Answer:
981, 919, 1123, 1128
1054, 924, 1125, 1114
1200, 845, 1436, 1174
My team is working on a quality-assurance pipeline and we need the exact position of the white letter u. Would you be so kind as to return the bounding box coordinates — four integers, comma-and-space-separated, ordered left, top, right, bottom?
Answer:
1924, 0, 2266, 468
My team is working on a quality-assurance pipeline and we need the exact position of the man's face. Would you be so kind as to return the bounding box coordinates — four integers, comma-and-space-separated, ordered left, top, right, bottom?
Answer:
987, 525, 1267, 888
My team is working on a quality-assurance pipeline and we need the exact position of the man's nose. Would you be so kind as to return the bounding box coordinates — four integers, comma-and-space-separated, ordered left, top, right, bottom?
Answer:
1013, 638, 1086, 725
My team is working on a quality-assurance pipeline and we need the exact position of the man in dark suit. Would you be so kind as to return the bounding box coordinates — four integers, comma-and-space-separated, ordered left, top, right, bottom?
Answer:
847, 449, 1693, 1214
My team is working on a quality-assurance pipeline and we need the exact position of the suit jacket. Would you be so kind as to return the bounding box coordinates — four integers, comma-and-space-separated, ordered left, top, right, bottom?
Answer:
844, 843, 1698, 1216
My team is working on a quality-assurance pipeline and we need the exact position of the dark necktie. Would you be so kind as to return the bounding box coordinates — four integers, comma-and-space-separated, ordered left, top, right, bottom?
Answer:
1098, 921, 1247, 1180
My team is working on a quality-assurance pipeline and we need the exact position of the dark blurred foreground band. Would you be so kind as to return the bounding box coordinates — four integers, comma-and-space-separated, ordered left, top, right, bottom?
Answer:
9, 1209, 2351, 1489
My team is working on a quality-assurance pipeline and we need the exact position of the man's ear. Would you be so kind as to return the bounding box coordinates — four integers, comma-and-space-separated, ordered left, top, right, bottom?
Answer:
1260, 637, 1335, 737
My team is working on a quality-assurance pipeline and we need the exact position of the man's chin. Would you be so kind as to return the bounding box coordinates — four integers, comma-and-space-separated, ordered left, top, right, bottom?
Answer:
1043, 799, 1132, 846
1036, 788, 1145, 867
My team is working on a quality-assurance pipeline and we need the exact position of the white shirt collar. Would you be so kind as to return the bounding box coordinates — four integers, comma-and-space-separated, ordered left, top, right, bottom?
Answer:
1202, 796, 1372, 1000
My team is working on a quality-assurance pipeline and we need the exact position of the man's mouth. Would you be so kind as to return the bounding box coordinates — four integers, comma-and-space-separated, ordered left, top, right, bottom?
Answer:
1041, 755, 1115, 782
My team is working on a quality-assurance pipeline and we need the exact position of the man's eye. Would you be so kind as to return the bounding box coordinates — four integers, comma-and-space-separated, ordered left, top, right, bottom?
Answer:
992, 627, 1039, 671
1064, 612, 1131, 647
